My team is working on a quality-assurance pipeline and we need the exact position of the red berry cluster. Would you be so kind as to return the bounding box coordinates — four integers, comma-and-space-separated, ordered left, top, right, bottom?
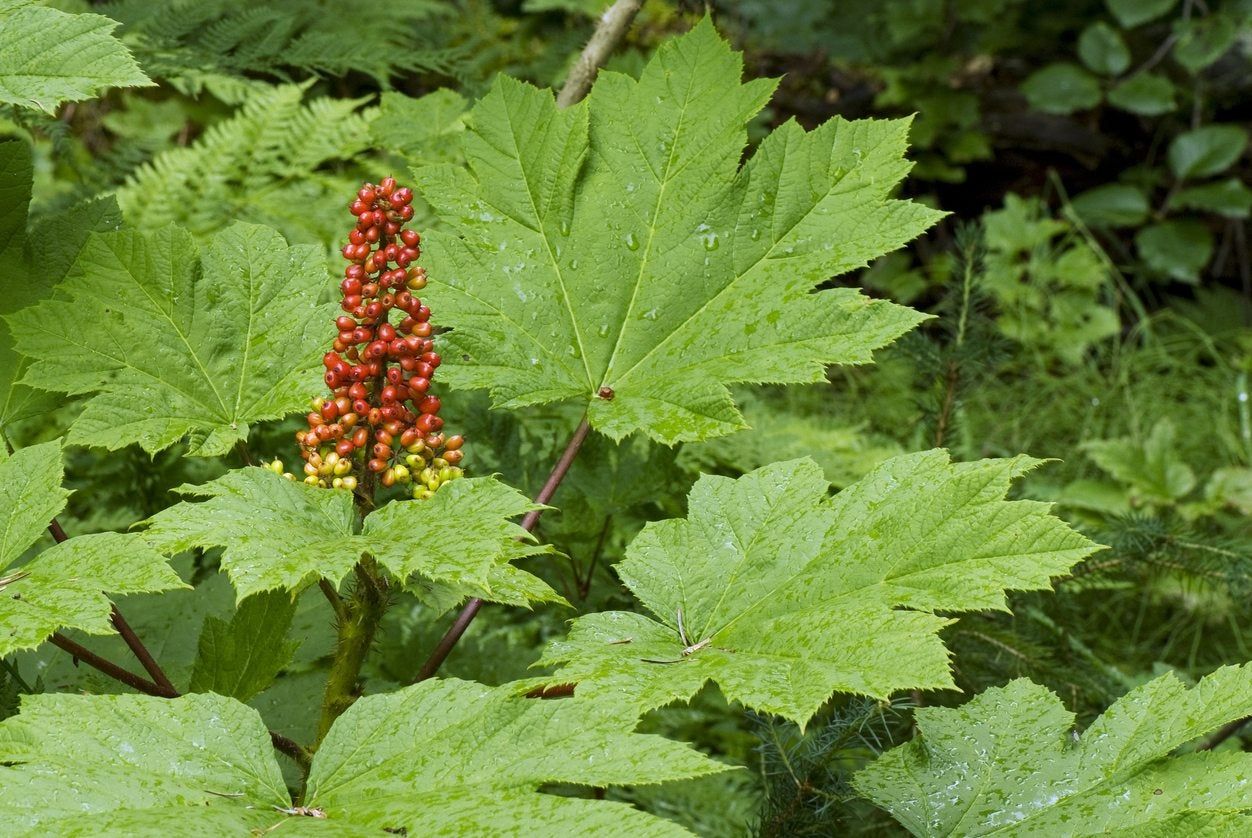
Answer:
286, 177, 463, 499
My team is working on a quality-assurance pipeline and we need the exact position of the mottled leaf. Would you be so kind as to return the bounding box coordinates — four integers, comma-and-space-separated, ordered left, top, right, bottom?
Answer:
303, 677, 728, 835
0, 692, 290, 835
0, 680, 727, 835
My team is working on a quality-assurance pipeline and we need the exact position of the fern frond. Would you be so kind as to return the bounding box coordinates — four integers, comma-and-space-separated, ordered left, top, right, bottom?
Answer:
101, 0, 463, 87
116, 84, 375, 246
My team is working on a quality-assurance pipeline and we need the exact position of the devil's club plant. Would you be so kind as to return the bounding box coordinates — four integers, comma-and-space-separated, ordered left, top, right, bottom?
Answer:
3, 14, 1246, 837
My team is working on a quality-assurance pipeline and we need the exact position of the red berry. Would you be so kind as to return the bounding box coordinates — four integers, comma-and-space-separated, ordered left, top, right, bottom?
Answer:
419, 395, 441, 414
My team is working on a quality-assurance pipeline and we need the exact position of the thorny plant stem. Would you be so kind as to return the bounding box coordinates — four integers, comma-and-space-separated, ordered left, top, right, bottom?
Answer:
315, 558, 389, 746
414, 415, 593, 682
314, 421, 390, 749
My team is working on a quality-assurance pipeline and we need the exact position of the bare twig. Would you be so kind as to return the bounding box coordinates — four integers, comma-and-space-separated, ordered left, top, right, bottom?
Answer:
414, 415, 593, 682
555, 0, 644, 109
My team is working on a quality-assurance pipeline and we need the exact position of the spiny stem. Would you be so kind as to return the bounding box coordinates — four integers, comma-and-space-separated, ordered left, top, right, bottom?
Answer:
271, 731, 313, 770
413, 415, 592, 683
315, 557, 388, 745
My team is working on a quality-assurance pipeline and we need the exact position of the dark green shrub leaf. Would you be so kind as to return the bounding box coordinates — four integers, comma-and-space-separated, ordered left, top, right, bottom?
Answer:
1167, 125, 1249, 180
1106, 73, 1176, 115
1106, 0, 1179, 28
1170, 178, 1252, 218
1135, 219, 1214, 282
1070, 183, 1150, 227
1078, 22, 1131, 76
1020, 63, 1102, 114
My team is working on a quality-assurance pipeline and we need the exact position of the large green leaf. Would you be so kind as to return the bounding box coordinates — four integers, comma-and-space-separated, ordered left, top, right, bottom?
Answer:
0, 680, 727, 835
541, 454, 1100, 726
0, 441, 185, 656
141, 467, 559, 605
0, 692, 290, 835
0, 141, 122, 428
7, 223, 337, 456
0, 0, 151, 114
854, 666, 1252, 836
302, 678, 729, 834
418, 19, 937, 444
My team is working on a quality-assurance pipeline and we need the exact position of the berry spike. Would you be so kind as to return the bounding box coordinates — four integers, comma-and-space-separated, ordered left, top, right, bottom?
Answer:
279, 177, 464, 499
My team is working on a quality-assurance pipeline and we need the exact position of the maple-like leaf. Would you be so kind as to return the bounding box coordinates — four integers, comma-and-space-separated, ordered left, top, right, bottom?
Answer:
0, 680, 726, 835
7, 223, 338, 456
854, 666, 1252, 836
0, 140, 122, 428
417, 19, 939, 444
0, 0, 151, 114
0, 441, 185, 656
141, 467, 559, 605
540, 454, 1100, 725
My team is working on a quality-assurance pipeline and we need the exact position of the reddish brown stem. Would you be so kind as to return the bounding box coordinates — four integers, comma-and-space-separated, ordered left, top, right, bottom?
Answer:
110, 606, 179, 696
48, 632, 176, 697
44, 510, 310, 768
47, 516, 178, 696
413, 415, 592, 682
271, 731, 313, 769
